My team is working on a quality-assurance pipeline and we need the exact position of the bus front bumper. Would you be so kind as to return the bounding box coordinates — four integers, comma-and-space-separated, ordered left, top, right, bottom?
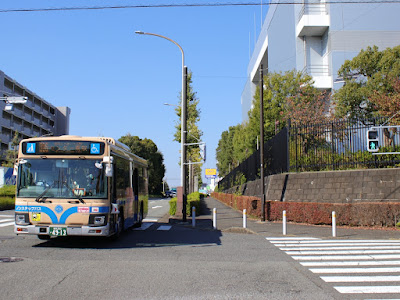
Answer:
14, 224, 111, 237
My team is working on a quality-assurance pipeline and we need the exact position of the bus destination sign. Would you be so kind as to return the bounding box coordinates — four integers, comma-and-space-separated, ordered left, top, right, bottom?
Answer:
22, 141, 105, 155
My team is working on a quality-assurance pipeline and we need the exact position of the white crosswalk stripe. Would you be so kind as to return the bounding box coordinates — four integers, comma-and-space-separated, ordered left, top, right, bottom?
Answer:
0, 215, 14, 227
132, 222, 172, 231
267, 236, 400, 297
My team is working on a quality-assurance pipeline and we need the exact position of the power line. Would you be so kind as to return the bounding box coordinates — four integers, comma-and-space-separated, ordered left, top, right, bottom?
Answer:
0, 1, 399, 13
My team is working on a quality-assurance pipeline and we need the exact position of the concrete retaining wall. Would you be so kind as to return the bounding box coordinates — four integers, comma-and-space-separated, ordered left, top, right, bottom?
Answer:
225, 168, 400, 203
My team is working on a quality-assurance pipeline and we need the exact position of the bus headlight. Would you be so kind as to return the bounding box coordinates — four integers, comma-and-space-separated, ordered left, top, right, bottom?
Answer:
94, 216, 105, 225
15, 213, 30, 225
89, 215, 107, 226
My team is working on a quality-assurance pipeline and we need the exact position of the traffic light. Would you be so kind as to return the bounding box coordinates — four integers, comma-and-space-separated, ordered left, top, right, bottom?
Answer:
367, 129, 379, 152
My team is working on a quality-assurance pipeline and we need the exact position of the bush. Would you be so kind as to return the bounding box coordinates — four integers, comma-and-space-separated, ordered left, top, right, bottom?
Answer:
0, 197, 14, 211
0, 185, 15, 211
0, 185, 16, 197
169, 192, 202, 216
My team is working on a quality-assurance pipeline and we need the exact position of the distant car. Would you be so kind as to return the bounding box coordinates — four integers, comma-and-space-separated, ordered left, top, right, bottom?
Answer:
170, 188, 177, 198
163, 190, 177, 198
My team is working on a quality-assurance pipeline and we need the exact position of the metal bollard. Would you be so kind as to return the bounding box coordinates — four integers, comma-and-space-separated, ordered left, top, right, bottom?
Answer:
213, 208, 217, 229
192, 206, 196, 228
332, 211, 336, 237
283, 210, 287, 235
243, 209, 247, 228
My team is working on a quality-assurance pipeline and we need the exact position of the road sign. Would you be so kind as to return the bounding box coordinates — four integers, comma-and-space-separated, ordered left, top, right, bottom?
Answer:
205, 168, 217, 179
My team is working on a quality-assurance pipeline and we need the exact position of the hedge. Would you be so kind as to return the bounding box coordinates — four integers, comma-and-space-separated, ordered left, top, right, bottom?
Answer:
211, 192, 400, 227
169, 192, 202, 216
0, 185, 16, 211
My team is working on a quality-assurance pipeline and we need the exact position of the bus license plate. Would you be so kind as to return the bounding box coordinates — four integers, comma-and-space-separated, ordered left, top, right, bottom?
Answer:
49, 227, 67, 236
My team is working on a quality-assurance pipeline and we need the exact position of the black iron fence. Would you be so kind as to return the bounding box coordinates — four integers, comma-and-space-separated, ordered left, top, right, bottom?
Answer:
218, 117, 400, 191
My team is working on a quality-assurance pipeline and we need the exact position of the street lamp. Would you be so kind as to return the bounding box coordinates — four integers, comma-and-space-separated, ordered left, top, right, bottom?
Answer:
135, 30, 188, 221
0, 96, 27, 111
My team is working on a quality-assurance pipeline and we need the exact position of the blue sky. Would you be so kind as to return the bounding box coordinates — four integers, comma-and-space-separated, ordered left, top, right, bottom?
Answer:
0, 1, 267, 188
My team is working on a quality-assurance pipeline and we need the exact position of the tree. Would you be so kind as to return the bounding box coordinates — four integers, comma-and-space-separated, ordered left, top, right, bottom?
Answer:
247, 70, 318, 152
216, 125, 240, 177
118, 134, 166, 195
173, 69, 203, 190
2, 131, 20, 167
334, 45, 400, 121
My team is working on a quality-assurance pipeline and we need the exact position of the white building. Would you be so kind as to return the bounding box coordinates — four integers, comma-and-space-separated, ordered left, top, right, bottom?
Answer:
242, 0, 400, 122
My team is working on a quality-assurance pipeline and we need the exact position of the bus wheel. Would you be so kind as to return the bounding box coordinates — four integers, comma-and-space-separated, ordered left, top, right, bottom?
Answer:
115, 212, 124, 238
37, 235, 51, 240
138, 204, 144, 227
134, 204, 143, 228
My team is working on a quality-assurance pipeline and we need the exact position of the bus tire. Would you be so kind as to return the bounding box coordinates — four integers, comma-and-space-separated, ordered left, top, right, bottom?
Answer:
137, 203, 144, 227
114, 211, 124, 239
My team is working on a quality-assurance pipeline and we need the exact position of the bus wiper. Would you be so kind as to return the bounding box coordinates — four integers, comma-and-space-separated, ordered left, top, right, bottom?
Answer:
35, 183, 54, 203
62, 182, 85, 204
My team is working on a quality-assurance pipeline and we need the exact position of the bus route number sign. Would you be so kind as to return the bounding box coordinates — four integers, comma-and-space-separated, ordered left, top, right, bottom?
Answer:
22, 141, 105, 156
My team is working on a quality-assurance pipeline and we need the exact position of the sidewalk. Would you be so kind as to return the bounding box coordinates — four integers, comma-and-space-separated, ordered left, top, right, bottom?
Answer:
170, 197, 400, 240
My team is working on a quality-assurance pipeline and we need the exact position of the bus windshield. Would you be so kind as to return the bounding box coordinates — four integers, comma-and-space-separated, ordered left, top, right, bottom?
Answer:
17, 159, 107, 199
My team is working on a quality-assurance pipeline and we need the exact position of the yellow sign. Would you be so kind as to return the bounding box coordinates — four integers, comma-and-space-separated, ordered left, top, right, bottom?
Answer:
32, 213, 41, 222
205, 168, 217, 176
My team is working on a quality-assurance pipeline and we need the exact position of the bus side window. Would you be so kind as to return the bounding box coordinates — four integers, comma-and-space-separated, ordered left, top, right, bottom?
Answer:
133, 168, 139, 197
112, 164, 117, 203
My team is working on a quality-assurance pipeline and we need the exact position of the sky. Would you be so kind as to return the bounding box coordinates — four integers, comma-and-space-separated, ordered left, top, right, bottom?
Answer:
0, 0, 268, 188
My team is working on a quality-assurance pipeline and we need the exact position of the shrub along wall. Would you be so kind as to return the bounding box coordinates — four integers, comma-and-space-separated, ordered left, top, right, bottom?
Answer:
211, 192, 400, 227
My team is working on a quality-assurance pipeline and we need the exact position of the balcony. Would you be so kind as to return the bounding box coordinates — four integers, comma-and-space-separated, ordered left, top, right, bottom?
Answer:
297, 3, 329, 37
303, 65, 332, 89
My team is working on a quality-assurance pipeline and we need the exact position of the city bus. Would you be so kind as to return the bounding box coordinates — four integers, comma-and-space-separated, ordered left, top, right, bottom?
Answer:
14, 135, 148, 239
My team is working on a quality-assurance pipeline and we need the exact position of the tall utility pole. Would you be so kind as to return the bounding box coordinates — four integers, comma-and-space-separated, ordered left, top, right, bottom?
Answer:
182, 66, 188, 221
260, 64, 265, 222
135, 31, 188, 222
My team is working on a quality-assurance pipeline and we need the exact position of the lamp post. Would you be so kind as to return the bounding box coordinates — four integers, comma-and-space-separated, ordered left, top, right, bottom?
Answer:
135, 31, 188, 221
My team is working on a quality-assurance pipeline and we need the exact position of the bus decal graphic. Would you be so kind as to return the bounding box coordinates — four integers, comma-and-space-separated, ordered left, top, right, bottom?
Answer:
15, 205, 109, 224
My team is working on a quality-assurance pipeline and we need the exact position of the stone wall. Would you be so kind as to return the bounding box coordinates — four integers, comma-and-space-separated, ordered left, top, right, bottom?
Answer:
225, 168, 400, 204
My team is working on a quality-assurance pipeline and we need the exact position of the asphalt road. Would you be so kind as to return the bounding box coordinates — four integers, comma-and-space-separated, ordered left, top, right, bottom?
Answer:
0, 199, 399, 299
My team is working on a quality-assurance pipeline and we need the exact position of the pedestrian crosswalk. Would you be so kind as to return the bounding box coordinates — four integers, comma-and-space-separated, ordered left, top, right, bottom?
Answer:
133, 222, 172, 231
0, 214, 14, 228
267, 237, 400, 298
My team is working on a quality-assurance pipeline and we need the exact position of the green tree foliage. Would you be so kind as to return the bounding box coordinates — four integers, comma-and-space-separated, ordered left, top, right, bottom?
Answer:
334, 45, 400, 121
2, 131, 20, 167
216, 125, 240, 177
216, 70, 329, 173
173, 70, 203, 187
118, 134, 165, 195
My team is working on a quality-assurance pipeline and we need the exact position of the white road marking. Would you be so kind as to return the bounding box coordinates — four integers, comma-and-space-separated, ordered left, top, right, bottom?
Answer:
266, 237, 320, 241
0, 218, 13, 223
286, 249, 400, 255
270, 239, 400, 244
143, 218, 158, 222
321, 275, 400, 282
151, 206, 163, 209
133, 222, 154, 231
334, 286, 400, 294
301, 260, 400, 267
157, 225, 171, 231
0, 221, 14, 227
310, 267, 400, 274
293, 254, 400, 260
281, 246, 400, 251
276, 242, 400, 247
268, 236, 400, 296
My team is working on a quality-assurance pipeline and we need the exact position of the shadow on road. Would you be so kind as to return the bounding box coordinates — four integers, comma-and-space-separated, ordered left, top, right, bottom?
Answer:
33, 222, 222, 249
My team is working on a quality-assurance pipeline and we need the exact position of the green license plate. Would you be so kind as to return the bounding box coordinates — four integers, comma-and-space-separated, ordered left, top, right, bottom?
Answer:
49, 227, 67, 236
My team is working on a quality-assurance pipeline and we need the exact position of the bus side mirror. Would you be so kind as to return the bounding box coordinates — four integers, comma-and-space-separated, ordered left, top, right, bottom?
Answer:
103, 156, 114, 177
105, 164, 113, 177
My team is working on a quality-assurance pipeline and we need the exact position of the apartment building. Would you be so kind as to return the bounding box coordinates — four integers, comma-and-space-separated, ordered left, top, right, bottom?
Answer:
241, 0, 400, 122
0, 70, 70, 153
